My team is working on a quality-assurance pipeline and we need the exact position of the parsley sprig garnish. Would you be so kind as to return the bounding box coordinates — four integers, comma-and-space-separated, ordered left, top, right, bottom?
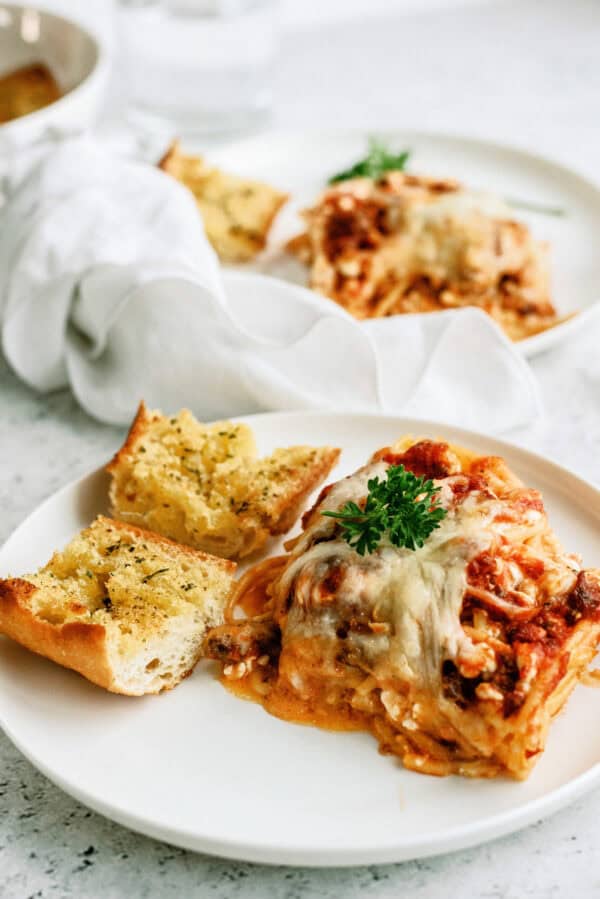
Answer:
328, 143, 565, 217
321, 464, 447, 555
328, 139, 411, 184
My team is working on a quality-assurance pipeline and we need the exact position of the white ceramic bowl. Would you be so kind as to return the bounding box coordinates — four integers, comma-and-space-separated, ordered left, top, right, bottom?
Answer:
0, 4, 109, 149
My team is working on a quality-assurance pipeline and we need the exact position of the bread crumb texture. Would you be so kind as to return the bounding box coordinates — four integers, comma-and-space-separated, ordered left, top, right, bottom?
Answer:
0, 516, 235, 694
158, 140, 288, 262
107, 404, 340, 559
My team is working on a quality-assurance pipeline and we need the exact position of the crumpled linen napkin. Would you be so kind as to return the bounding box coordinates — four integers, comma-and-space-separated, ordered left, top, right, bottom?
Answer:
0, 136, 540, 432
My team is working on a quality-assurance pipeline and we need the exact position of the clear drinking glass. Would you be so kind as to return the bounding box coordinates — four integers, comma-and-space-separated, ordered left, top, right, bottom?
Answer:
117, 0, 278, 137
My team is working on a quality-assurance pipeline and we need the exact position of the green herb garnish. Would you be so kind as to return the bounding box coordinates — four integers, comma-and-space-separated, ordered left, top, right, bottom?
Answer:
322, 464, 447, 555
142, 568, 170, 584
328, 139, 410, 184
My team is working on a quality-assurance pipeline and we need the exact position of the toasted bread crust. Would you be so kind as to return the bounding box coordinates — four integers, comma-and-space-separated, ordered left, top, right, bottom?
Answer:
0, 580, 201, 695
157, 141, 179, 174
0, 578, 116, 691
107, 404, 341, 559
158, 140, 288, 262
260, 447, 341, 536
0, 517, 236, 695
106, 401, 152, 476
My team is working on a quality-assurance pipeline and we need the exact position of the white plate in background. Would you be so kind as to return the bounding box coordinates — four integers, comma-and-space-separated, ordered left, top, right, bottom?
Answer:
2, 412, 600, 865
209, 130, 600, 356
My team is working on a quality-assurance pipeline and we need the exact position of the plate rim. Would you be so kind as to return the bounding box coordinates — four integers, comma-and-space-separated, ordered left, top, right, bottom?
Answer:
209, 126, 600, 359
2, 409, 600, 866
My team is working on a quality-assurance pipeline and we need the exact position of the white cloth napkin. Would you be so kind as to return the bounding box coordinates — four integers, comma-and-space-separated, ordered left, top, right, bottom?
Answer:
0, 136, 540, 433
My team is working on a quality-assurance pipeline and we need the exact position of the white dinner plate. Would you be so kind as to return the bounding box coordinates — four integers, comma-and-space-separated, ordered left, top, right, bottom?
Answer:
2, 412, 600, 866
209, 129, 600, 357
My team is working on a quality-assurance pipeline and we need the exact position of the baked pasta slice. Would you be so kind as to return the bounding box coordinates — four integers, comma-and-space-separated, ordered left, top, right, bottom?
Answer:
206, 438, 600, 779
287, 171, 559, 341
0, 516, 235, 695
107, 403, 340, 560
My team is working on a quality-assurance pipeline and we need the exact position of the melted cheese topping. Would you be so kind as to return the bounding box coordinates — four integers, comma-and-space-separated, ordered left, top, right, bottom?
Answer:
276, 462, 505, 691
213, 442, 597, 780
294, 171, 556, 340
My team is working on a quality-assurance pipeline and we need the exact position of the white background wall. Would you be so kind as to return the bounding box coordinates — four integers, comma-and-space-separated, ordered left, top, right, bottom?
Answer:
33, 0, 499, 44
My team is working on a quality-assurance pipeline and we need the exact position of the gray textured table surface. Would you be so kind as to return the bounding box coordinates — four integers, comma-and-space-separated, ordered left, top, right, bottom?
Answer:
4, 0, 600, 895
